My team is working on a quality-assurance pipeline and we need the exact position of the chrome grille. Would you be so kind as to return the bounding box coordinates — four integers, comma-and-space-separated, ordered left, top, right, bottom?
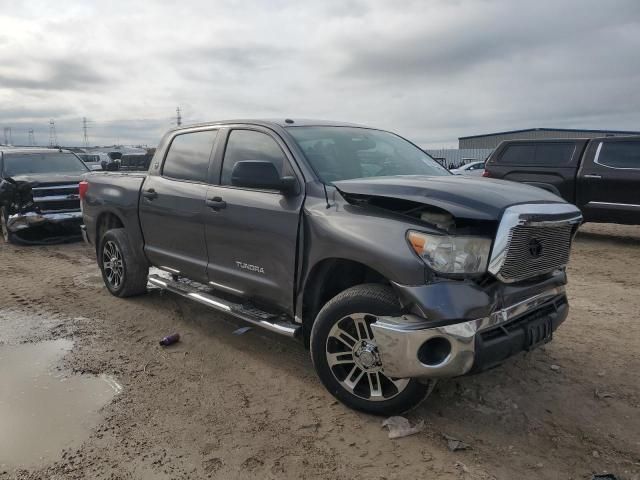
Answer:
499, 224, 573, 282
31, 184, 80, 213
488, 203, 582, 284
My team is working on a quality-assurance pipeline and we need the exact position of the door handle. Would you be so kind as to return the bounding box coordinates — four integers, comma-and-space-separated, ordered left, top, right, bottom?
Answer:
206, 196, 227, 210
143, 188, 158, 200
583, 174, 602, 179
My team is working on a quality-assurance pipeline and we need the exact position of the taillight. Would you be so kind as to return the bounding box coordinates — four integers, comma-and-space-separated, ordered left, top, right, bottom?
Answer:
482, 170, 491, 177
79, 180, 89, 200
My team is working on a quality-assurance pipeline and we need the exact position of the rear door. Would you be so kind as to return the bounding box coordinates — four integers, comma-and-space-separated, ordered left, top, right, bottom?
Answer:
139, 128, 219, 282
203, 127, 304, 314
486, 141, 584, 201
578, 138, 640, 224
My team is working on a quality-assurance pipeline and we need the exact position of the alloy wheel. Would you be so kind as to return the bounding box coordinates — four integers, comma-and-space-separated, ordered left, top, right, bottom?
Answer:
325, 313, 410, 401
102, 240, 124, 289
0, 211, 9, 243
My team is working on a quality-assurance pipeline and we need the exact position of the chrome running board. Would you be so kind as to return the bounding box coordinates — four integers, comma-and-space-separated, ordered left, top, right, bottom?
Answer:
147, 273, 301, 338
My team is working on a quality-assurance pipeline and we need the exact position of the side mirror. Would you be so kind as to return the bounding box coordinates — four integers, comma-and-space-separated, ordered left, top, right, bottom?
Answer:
231, 161, 297, 194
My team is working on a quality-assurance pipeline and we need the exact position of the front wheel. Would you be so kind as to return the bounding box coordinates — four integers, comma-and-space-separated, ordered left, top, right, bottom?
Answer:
98, 228, 149, 297
0, 207, 16, 244
310, 284, 432, 415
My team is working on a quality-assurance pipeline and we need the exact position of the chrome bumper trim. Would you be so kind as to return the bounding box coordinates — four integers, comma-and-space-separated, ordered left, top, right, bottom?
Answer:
371, 286, 565, 379
7, 211, 83, 232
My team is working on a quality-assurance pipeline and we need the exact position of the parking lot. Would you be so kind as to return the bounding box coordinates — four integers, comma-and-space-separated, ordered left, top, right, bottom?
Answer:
0, 222, 639, 480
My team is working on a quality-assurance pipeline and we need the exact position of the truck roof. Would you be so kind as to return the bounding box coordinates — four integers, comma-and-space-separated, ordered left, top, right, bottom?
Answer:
0, 147, 75, 155
497, 135, 640, 145
167, 118, 369, 134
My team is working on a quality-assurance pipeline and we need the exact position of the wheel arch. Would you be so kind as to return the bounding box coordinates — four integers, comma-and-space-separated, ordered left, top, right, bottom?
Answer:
300, 257, 393, 347
94, 211, 125, 255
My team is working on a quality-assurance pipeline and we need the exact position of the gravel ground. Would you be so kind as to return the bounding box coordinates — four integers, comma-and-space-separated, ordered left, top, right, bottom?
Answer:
0, 223, 639, 480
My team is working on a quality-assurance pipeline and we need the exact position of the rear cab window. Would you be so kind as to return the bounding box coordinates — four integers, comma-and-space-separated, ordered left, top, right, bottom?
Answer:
162, 130, 218, 182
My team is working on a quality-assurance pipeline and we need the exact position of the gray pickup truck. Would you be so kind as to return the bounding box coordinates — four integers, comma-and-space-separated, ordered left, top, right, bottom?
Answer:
81, 119, 582, 414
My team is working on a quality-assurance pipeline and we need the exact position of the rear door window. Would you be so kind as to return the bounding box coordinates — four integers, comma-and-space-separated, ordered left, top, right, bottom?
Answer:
162, 130, 218, 182
596, 141, 640, 169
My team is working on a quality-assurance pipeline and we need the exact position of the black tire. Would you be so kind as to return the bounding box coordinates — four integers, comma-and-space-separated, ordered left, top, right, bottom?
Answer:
98, 228, 148, 297
310, 284, 432, 416
0, 206, 16, 244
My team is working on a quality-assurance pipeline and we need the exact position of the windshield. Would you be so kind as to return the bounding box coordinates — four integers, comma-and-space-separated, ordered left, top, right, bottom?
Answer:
3, 152, 89, 176
287, 126, 449, 182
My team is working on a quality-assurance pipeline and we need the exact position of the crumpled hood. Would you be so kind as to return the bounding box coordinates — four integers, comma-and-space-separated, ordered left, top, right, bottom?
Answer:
9, 173, 84, 186
333, 175, 567, 221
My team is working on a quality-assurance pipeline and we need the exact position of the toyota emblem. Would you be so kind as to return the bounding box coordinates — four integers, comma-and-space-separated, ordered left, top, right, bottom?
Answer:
528, 238, 543, 258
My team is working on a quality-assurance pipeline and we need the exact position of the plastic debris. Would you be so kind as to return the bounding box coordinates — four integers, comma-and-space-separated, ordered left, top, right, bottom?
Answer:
381, 416, 424, 439
550, 364, 561, 371
443, 434, 471, 451
594, 388, 615, 399
592, 475, 620, 480
159, 333, 180, 346
232, 326, 253, 336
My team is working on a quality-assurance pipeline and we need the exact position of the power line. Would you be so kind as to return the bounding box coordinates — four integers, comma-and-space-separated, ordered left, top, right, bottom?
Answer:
48, 119, 58, 147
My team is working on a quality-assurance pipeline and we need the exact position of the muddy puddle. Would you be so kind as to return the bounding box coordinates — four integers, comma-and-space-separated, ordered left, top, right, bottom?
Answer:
0, 338, 121, 469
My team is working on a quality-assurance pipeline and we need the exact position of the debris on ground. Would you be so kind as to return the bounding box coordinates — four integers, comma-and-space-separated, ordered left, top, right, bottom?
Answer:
443, 434, 471, 452
232, 326, 252, 335
381, 416, 424, 439
594, 388, 615, 399
591, 474, 620, 480
159, 333, 180, 346
550, 364, 561, 372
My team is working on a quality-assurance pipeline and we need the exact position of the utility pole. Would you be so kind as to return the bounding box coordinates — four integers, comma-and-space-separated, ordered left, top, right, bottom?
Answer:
176, 106, 182, 126
28, 129, 36, 146
3, 127, 12, 145
49, 119, 58, 147
82, 117, 90, 148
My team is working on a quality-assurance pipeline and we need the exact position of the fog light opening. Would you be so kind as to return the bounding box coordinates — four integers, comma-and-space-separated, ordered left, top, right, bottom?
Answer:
418, 337, 452, 366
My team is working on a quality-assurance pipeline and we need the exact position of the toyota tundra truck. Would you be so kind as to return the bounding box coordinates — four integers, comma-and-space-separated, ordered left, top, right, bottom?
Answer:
81, 119, 582, 414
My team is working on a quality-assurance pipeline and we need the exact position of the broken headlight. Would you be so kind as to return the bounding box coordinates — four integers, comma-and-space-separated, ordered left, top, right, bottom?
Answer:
407, 230, 492, 275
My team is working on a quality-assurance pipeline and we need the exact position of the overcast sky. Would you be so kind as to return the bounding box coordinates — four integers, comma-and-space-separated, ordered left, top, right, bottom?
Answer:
1, 0, 639, 148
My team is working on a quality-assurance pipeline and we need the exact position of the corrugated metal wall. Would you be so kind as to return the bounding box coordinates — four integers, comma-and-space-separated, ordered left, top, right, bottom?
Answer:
425, 149, 494, 169
458, 129, 639, 149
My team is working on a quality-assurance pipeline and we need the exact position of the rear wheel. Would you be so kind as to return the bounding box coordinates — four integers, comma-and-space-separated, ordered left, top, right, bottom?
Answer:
98, 228, 148, 297
310, 284, 432, 415
0, 207, 16, 244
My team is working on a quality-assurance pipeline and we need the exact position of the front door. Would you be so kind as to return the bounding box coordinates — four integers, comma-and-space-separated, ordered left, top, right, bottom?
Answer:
139, 129, 218, 282
203, 128, 304, 313
578, 138, 640, 224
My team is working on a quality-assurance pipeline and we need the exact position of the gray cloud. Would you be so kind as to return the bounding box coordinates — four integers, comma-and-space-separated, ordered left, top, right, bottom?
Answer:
0, 58, 108, 91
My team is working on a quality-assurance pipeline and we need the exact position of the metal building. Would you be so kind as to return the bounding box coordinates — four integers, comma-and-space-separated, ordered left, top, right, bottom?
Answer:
458, 128, 640, 149
425, 148, 494, 169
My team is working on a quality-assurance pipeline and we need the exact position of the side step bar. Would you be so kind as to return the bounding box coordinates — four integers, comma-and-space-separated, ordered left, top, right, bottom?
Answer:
147, 274, 301, 338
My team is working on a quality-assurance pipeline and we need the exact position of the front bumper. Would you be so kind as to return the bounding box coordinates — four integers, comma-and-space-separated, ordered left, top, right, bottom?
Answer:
7, 211, 83, 233
371, 286, 568, 379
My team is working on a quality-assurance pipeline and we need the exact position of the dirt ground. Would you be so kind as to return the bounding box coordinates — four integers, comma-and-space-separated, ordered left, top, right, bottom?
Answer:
0, 223, 638, 480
